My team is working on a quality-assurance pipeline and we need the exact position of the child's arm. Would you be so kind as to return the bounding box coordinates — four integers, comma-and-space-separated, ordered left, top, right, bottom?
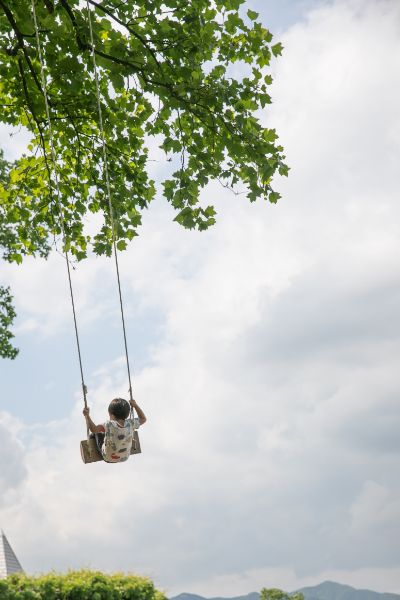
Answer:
82, 407, 104, 433
130, 399, 147, 425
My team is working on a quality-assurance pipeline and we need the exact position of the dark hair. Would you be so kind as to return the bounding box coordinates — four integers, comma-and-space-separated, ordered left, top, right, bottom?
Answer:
108, 398, 130, 420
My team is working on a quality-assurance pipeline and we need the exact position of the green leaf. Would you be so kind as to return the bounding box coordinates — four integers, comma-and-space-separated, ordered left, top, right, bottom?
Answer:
247, 9, 259, 20
272, 42, 284, 56
116, 239, 127, 251
269, 191, 281, 203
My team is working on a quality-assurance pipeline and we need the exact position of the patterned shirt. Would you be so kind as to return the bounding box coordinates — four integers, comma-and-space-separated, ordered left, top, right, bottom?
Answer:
98, 417, 140, 463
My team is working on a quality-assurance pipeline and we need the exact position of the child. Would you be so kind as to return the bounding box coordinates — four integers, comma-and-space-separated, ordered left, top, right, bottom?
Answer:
83, 397, 146, 463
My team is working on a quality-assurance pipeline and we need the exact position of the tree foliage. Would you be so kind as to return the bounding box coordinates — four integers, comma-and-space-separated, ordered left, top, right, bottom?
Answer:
0, 150, 24, 358
0, 0, 288, 357
0, 284, 18, 358
261, 588, 305, 600
0, 570, 167, 600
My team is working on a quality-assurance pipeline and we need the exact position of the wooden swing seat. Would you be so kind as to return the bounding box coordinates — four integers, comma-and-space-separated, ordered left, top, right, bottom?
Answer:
80, 431, 141, 464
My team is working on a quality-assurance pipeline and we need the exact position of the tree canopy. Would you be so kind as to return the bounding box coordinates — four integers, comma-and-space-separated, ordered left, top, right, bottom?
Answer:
261, 588, 305, 600
0, 569, 167, 599
0, 0, 288, 357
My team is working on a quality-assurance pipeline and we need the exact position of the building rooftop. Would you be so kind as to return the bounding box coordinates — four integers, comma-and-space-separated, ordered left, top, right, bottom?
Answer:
0, 530, 24, 579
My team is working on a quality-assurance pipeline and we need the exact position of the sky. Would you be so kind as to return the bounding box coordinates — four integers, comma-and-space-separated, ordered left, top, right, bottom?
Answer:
1, 0, 400, 597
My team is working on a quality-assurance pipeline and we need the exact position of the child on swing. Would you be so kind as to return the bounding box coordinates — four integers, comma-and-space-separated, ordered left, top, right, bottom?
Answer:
83, 397, 146, 463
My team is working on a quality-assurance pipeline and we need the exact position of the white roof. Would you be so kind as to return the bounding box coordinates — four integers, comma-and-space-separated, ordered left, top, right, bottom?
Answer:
0, 530, 24, 579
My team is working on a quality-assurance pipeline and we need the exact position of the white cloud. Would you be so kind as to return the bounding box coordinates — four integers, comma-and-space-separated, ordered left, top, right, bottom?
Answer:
1, 0, 400, 597
0, 413, 27, 505
2, 251, 120, 337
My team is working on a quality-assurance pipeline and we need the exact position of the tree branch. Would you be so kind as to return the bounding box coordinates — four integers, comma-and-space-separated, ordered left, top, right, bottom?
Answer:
59, 0, 89, 51
87, 0, 164, 69
0, 0, 44, 93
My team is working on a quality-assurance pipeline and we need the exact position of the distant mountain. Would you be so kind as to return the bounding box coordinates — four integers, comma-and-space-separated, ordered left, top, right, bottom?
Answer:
170, 593, 259, 600
170, 581, 400, 600
297, 581, 400, 600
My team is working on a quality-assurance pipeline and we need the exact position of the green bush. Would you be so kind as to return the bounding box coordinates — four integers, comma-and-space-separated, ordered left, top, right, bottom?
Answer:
0, 570, 167, 600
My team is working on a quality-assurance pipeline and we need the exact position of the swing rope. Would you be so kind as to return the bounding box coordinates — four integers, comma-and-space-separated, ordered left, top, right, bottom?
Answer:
31, 0, 88, 414
85, 0, 135, 405
31, 0, 135, 425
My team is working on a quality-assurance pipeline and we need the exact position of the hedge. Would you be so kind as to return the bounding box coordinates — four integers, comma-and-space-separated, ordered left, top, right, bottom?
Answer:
0, 570, 167, 600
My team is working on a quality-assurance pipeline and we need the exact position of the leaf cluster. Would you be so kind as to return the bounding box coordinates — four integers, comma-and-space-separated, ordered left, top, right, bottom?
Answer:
0, 284, 18, 358
0, 149, 28, 358
0, 569, 167, 600
0, 0, 288, 262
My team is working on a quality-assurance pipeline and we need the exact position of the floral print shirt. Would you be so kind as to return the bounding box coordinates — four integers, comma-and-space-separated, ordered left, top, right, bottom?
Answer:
99, 417, 140, 463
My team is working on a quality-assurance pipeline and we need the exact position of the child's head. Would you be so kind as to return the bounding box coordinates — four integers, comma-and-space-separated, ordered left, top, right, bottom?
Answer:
108, 398, 130, 420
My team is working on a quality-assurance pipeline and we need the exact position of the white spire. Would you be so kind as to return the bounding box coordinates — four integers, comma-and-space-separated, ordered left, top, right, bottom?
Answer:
0, 530, 24, 579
